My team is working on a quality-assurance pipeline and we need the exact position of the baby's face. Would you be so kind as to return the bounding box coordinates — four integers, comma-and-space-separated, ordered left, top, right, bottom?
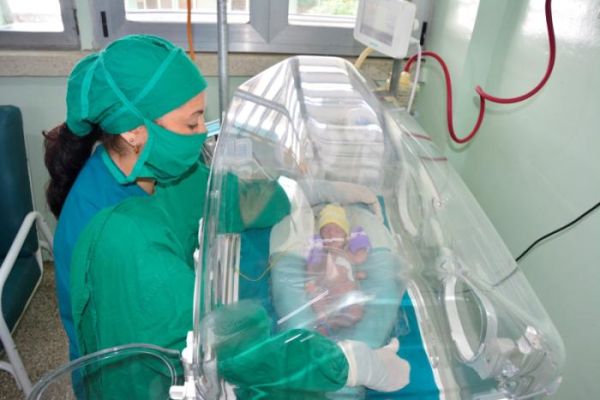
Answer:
320, 223, 347, 249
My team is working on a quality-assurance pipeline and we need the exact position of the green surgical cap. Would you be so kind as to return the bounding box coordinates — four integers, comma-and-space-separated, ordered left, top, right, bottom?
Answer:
66, 34, 207, 135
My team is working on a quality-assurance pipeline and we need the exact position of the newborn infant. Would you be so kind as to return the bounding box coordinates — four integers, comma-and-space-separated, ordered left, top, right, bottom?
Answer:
305, 204, 371, 335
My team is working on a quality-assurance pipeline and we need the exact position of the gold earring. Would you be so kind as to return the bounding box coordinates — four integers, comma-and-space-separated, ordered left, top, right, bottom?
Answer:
126, 137, 139, 154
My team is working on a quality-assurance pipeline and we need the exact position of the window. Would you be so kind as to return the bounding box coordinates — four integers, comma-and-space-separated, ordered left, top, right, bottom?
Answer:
0, 0, 79, 48
289, 0, 358, 27
124, 0, 249, 24
92, 0, 363, 55
0, 0, 63, 32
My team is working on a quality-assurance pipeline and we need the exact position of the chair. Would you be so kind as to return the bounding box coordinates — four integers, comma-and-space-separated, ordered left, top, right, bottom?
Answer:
0, 105, 54, 396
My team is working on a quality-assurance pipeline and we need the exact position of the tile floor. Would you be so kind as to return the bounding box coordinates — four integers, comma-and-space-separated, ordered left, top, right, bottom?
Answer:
0, 264, 69, 400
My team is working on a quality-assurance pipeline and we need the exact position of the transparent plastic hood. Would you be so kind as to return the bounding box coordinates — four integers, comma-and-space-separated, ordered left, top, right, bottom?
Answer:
194, 56, 564, 400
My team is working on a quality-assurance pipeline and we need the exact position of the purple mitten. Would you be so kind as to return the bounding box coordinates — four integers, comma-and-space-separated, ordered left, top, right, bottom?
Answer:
348, 227, 371, 254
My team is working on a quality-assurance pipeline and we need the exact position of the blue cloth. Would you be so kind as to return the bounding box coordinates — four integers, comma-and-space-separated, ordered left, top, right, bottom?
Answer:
239, 228, 277, 327
365, 292, 439, 399
53, 146, 147, 360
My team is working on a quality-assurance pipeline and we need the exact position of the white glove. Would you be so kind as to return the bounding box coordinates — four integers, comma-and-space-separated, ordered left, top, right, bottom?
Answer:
338, 338, 410, 392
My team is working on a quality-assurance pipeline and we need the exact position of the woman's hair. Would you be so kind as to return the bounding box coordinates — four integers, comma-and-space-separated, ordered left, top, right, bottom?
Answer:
43, 123, 123, 217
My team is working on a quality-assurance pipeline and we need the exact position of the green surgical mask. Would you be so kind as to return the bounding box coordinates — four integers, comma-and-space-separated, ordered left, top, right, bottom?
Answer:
103, 119, 207, 185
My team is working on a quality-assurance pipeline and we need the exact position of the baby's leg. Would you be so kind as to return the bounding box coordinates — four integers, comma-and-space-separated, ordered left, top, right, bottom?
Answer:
310, 292, 331, 322
334, 304, 364, 328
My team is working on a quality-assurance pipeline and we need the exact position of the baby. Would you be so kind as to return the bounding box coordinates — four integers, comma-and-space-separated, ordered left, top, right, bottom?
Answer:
305, 204, 371, 335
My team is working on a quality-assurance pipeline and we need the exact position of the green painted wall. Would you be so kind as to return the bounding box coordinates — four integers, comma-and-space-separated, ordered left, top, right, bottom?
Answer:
0, 75, 248, 229
414, 0, 600, 398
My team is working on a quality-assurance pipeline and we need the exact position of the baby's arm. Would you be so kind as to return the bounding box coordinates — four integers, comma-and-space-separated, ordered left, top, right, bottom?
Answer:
350, 249, 369, 266
354, 266, 368, 282
305, 260, 320, 295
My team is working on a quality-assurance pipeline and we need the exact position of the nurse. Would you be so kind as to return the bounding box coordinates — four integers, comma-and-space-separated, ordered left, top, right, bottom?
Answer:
45, 35, 409, 399
44, 34, 206, 363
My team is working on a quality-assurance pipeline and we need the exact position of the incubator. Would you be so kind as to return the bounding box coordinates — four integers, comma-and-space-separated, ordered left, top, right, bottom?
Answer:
191, 56, 564, 400
29, 56, 564, 400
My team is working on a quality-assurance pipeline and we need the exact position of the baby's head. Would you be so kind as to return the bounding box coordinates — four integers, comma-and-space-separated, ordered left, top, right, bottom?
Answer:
318, 204, 350, 249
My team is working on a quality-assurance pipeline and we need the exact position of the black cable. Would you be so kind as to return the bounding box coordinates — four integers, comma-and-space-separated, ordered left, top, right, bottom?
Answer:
515, 200, 600, 263
493, 200, 600, 288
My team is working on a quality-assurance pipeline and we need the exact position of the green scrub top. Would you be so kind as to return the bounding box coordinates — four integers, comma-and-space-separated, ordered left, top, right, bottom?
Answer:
70, 162, 348, 399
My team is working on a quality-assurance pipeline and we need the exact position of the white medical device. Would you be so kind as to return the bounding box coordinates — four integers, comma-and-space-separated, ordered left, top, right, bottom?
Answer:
354, 0, 418, 59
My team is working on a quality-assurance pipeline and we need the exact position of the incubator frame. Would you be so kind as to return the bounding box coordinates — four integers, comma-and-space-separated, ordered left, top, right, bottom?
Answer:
191, 56, 564, 400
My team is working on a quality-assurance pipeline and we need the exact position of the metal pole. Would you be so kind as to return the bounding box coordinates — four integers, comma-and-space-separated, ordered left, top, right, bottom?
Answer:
390, 58, 402, 97
217, 0, 229, 120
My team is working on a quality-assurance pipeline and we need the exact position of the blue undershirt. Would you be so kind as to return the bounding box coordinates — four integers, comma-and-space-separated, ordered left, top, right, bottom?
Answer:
53, 145, 147, 360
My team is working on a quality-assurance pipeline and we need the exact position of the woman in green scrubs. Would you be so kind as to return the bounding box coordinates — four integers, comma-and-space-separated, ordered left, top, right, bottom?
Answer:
52, 34, 409, 399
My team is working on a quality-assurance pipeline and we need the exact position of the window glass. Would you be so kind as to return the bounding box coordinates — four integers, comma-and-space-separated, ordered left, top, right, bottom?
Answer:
124, 0, 249, 24
0, 0, 64, 32
288, 0, 358, 27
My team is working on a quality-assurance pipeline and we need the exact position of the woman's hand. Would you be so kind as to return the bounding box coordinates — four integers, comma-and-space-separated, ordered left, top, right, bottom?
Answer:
338, 338, 411, 392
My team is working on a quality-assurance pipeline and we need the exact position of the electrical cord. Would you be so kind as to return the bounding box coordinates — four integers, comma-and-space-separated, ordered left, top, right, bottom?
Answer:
515, 201, 600, 263
493, 200, 600, 287
402, 0, 556, 144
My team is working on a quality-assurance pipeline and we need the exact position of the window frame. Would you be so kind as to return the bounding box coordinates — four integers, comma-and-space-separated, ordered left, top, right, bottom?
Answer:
91, 0, 364, 55
0, 0, 79, 49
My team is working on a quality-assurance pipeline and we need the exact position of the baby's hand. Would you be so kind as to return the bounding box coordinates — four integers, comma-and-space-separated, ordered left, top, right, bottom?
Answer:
355, 271, 368, 280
